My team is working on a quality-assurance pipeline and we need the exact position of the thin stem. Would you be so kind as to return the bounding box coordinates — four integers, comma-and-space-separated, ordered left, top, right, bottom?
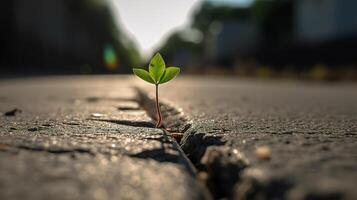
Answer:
155, 84, 162, 128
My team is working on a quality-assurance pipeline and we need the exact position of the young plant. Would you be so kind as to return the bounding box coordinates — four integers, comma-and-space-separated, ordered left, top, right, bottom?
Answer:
133, 53, 180, 128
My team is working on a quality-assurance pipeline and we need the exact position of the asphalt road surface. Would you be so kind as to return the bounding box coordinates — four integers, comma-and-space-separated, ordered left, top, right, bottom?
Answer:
0, 76, 208, 200
1, 75, 356, 200
140, 76, 357, 200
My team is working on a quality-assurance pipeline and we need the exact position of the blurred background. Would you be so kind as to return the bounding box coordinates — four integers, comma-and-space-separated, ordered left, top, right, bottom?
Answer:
1, 0, 357, 80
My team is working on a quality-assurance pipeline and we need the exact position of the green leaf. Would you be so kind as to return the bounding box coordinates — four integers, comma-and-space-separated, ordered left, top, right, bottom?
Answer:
159, 67, 180, 84
133, 68, 155, 84
149, 53, 166, 83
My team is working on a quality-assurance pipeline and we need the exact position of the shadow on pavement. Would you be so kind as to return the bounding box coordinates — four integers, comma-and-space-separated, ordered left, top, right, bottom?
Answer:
90, 119, 155, 128
130, 148, 182, 163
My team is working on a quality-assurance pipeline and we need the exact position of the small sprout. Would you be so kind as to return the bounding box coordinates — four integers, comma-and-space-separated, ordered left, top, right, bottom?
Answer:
133, 53, 180, 128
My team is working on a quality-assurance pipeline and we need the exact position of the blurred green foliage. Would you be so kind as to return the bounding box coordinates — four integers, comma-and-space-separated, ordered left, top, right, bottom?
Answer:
192, 2, 251, 32
70, 0, 141, 71
1, 0, 141, 75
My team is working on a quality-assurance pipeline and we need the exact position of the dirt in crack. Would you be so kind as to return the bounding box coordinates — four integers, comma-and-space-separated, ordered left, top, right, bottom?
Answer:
135, 89, 306, 200
135, 88, 254, 199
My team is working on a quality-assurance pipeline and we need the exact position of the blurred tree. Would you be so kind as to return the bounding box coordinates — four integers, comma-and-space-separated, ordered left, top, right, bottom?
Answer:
148, 0, 357, 79
251, 0, 293, 46
157, 30, 203, 68
68, 0, 141, 73
0, 1, 14, 68
156, 1, 251, 69
192, 2, 251, 32
0, 0, 141, 75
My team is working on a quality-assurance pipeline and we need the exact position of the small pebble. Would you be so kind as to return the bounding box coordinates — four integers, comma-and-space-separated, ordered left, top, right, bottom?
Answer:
197, 171, 209, 184
255, 146, 271, 160
91, 113, 104, 118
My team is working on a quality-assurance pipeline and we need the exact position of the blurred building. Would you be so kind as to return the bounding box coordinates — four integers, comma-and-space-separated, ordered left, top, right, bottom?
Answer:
157, 0, 357, 76
0, 0, 140, 76
295, 0, 357, 43
206, 19, 261, 65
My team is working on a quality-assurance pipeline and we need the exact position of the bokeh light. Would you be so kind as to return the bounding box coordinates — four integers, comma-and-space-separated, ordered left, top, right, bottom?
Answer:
104, 44, 119, 71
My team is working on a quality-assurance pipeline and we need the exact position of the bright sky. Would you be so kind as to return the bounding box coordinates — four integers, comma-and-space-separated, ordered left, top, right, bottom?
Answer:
109, 0, 253, 57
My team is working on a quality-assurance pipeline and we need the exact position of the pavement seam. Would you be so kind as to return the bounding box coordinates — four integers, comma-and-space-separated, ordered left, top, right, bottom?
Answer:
135, 88, 295, 200
135, 88, 216, 199
136, 88, 251, 199
162, 129, 197, 176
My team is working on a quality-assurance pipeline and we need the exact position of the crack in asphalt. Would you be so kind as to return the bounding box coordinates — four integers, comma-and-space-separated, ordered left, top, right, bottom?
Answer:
134, 88, 303, 200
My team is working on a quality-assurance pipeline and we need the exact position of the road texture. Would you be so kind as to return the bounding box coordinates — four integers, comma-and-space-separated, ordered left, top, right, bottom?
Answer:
0, 76, 208, 200
0, 75, 356, 200
139, 76, 357, 200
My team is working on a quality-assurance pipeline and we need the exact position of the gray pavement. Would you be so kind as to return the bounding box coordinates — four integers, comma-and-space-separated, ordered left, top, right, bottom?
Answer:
1, 75, 357, 200
0, 76, 208, 200
139, 76, 357, 200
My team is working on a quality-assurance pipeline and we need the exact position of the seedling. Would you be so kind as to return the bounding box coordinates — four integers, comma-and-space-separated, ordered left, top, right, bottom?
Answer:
133, 53, 180, 128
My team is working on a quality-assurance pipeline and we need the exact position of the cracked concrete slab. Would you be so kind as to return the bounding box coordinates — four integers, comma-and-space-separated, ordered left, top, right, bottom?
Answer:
0, 76, 208, 200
